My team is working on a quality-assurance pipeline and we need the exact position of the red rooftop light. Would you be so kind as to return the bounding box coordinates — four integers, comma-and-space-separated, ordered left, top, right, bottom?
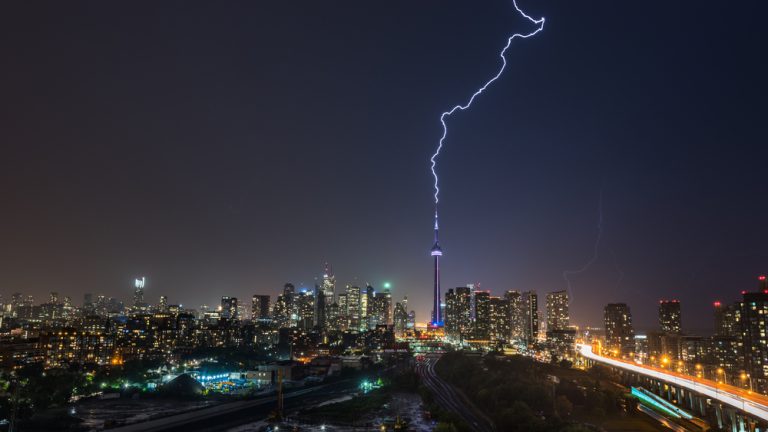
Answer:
760, 275, 766, 281
714, 301, 721, 307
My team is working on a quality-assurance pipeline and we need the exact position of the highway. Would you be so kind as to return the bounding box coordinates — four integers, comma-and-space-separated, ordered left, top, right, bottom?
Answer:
637, 404, 688, 432
578, 344, 768, 422
415, 354, 496, 432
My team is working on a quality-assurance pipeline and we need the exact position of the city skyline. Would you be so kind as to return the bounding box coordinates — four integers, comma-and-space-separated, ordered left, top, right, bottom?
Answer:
3, 0, 767, 332
5, 269, 768, 335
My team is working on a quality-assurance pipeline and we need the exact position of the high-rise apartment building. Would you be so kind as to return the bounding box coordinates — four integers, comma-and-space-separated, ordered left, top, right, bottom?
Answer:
741, 284, 768, 392
659, 300, 681, 334
457, 286, 473, 339
296, 289, 315, 330
489, 296, 510, 342
443, 286, 476, 340
393, 298, 408, 336
346, 286, 361, 332
220, 296, 238, 320
444, 289, 459, 337
714, 300, 741, 338
546, 290, 569, 331
505, 290, 524, 341
252, 295, 271, 323
473, 291, 491, 340
604, 303, 634, 356
522, 291, 539, 345
315, 290, 327, 329
372, 289, 392, 327
361, 285, 374, 330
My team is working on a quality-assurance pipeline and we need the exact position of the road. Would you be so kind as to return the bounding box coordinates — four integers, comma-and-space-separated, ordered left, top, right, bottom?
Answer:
107, 379, 358, 432
579, 344, 768, 422
636, 404, 688, 432
415, 354, 496, 432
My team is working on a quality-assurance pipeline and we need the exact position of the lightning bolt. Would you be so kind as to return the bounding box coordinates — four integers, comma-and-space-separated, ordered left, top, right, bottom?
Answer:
564, 191, 627, 299
429, 0, 545, 204
563, 191, 605, 299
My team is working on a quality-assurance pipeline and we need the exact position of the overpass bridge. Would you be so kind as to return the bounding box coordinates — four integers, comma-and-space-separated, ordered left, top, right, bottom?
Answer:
578, 344, 768, 432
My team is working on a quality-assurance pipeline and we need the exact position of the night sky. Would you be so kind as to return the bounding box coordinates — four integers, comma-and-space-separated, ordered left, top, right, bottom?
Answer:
2, 1, 767, 332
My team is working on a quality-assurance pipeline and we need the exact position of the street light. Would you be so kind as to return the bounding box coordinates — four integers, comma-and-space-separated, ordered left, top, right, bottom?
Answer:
740, 372, 753, 392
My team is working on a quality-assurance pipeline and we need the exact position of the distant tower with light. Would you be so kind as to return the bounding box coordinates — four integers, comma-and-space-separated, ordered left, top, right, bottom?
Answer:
133, 277, 145, 308
430, 210, 443, 327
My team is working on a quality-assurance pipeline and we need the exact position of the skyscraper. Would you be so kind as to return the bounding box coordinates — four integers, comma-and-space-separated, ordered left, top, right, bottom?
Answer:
327, 301, 341, 332
133, 277, 146, 308
336, 292, 348, 331
546, 290, 569, 331
279, 283, 297, 327
604, 303, 634, 357
489, 296, 511, 343
714, 300, 740, 337
361, 284, 374, 330
82, 293, 93, 311
505, 290, 524, 341
430, 211, 443, 327
315, 290, 327, 329
252, 295, 271, 323
457, 286, 473, 340
659, 300, 681, 334
220, 296, 238, 320
407, 310, 416, 329
319, 264, 335, 328
444, 289, 458, 338
296, 289, 315, 330
346, 285, 361, 332
372, 289, 392, 326
741, 278, 768, 392
473, 291, 491, 340
393, 300, 408, 336
522, 291, 539, 345
320, 263, 335, 301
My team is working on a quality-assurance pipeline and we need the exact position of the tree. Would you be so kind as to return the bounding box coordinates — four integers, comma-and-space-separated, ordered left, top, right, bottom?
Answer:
555, 395, 573, 418
434, 423, 459, 432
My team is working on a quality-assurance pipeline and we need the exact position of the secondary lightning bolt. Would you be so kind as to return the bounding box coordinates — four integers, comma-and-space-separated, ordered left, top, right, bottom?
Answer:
429, 0, 545, 204
563, 191, 605, 299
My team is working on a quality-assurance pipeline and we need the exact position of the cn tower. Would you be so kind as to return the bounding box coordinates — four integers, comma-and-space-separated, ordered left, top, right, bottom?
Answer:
430, 209, 443, 327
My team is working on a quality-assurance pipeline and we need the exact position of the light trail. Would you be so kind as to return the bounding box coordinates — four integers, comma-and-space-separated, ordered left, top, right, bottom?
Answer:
429, 0, 545, 204
579, 344, 768, 422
